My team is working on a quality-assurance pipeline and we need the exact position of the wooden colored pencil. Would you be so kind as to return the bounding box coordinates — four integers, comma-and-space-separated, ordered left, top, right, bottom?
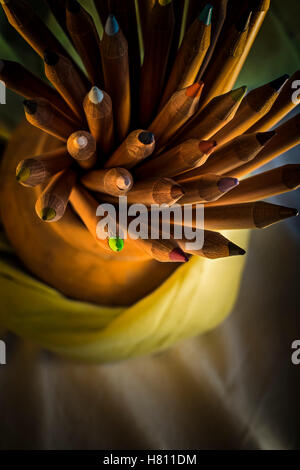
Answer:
135, 139, 216, 179
177, 230, 246, 259
81, 167, 133, 196
0, 0, 69, 58
125, 177, 184, 205
16, 147, 73, 187
178, 174, 239, 204
106, 0, 141, 120
228, 0, 271, 89
187, 131, 276, 177
0, 0, 86, 83
104, 130, 155, 169
169, 86, 247, 147
196, 0, 229, 80
173, 201, 298, 230
35, 168, 77, 222
247, 70, 300, 133
200, 9, 251, 108
0, 59, 76, 120
149, 82, 204, 150
207, 164, 300, 206
167, 0, 187, 72
137, 0, 153, 32
66, 0, 103, 86
71, 184, 189, 262
160, 3, 212, 109
83, 86, 114, 155
23, 98, 78, 141
139, 0, 175, 127
43, 49, 88, 121
100, 14, 130, 142
69, 184, 112, 253
67, 130, 97, 169
227, 113, 300, 178
212, 74, 290, 146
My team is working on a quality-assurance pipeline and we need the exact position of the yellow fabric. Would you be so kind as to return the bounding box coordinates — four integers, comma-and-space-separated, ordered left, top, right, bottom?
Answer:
0, 228, 249, 362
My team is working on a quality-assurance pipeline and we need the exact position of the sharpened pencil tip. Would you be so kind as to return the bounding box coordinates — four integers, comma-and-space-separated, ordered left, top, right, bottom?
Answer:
41, 207, 56, 222
108, 237, 124, 252
231, 86, 247, 102
235, 10, 252, 32
228, 242, 246, 256
23, 100, 37, 115
16, 164, 30, 183
74, 135, 88, 149
116, 172, 132, 190
138, 131, 155, 145
88, 86, 104, 104
170, 247, 190, 262
279, 206, 299, 219
44, 49, 59, 66
198, 4, 213, 26
270, 74, 289, 92
105, 14, 119, 36
66, 0, 80, 13
185, 82, 204, 98
218, 177, 239, 193
256, 131, 276, 146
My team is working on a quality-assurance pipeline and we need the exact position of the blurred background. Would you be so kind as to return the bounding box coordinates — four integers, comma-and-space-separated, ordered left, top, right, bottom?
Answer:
0, 0, 299, 450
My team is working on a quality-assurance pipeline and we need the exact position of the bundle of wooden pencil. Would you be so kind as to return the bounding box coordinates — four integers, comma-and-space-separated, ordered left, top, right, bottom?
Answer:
1, 0, 299, 264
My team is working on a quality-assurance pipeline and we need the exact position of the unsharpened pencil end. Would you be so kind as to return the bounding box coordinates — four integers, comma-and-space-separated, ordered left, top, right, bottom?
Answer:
236, 10, 252, 32
198, 4, 213, 26
23, 100, 37, 115
16, 164, 30, 183
44, 49, 59, 66
218, 177, 239, 193
256, 131, 276, 146
138, 131, 155, 145
105, 14, 119, 36
66, 0, 81, 13
41, 207, 56, 222
270, 74, 289, 92
231, 86, 247, 103
88, 86, 104, 104
228, 242, 246, 257
170, 248, 190, 263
